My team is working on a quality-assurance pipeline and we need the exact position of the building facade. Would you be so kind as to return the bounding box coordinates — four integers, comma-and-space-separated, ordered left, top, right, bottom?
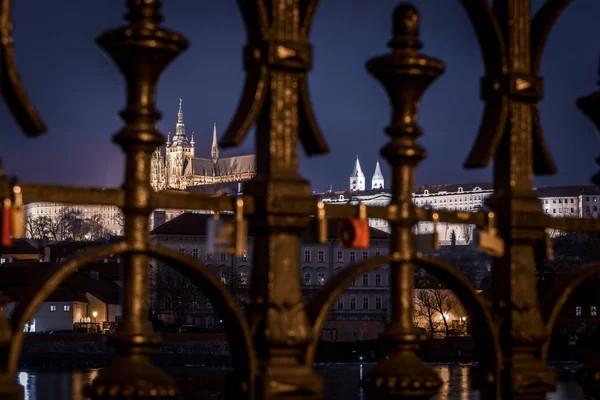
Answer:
319, 182, 494, 245
150, 213, 393, 337
150, 99, 256, 191
536, 185, 600, 218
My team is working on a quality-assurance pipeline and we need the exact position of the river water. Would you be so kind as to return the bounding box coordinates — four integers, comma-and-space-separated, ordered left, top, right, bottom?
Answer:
17, 364, 587, 399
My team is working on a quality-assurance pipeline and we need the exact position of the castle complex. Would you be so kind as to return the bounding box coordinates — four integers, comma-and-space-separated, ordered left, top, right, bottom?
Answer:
150, 99, 256, 191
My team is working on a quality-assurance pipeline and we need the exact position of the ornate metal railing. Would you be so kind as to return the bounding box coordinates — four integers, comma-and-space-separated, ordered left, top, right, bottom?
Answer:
1, 0, 600, 399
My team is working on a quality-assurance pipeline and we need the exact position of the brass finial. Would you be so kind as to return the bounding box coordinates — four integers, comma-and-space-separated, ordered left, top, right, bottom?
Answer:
389, 3, 422, 50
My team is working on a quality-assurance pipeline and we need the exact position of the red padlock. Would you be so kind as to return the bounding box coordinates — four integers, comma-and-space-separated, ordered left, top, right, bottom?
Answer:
1, 198, 12, 247
338, 204, 370, 249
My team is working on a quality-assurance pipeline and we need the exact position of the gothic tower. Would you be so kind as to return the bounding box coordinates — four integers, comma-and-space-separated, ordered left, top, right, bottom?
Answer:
151, 145, 165, 191
349, 156, 365, 191
211, 122, 219, 164
371, 159, 384, 189
166, 99, 195, 189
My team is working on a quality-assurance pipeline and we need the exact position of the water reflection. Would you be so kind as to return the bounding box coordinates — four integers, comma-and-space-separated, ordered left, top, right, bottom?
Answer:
17, 364, 586, 400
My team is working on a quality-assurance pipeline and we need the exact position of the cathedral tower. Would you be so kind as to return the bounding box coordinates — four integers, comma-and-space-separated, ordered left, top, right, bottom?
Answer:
350, 156, 365, 191
151, 145, 165, 191
371, 159, 384, 189
166, 99, 195, 189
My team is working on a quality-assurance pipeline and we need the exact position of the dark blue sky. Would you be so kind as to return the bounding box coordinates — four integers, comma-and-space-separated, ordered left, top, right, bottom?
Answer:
1, 1, 599, 192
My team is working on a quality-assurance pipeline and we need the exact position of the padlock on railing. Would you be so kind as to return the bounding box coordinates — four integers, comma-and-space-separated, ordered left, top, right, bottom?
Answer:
206, 198, 248, 257
1, 197, 12, 247
310, 201, 328, 244
432, 212, 440, 250
11, 185, 24, 239
475, 212, 505, 257
338, 203, 369, 249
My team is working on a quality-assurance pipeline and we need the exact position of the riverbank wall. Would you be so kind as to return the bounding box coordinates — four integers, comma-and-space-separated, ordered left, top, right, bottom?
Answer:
18, 334, 482, 368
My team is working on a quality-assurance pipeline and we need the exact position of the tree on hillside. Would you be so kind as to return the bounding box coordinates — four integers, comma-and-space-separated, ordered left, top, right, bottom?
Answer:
25, 208, 112, 241
115, 210, 125, 232
84, 214, 108, 240
26, 216, 52, 239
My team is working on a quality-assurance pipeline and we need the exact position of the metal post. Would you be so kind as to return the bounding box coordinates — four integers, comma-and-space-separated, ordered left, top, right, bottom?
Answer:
362, 4, 446, 398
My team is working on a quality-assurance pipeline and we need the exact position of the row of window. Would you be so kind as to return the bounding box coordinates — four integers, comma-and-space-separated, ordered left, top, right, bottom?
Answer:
303, 250, 383, 263
179, 248, 248, 262
303, 272, 384, 287
575, 305, 597, 317
544, 199, 576, 204
544, 205, 599, 214
336, 296, 384, 310
49, 305, 70, 312
215, 271, 387, 287
545, 208, 576, 214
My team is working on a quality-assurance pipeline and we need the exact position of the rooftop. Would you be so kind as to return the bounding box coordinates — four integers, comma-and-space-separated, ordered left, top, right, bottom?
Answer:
152, 212, 391, 240
2, 240, 43, 255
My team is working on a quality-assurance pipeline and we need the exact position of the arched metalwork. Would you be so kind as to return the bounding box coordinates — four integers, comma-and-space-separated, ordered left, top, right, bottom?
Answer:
5, 243, 256, 380
7, 242, 129, 373
305, 254, 501, 379
0, 0, 599, 398
542, 261, 600, 359
305, 255, 399, 364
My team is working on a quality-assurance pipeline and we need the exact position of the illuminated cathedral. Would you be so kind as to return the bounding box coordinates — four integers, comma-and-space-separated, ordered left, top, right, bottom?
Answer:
151, 100, 256, 191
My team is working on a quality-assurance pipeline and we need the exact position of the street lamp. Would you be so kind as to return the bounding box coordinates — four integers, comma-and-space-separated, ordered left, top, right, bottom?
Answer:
92, 310, 98, 322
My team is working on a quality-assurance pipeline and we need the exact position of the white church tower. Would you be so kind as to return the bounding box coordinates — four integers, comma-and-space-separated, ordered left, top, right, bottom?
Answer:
371, 159, 384, 189
350, 156, 365, 191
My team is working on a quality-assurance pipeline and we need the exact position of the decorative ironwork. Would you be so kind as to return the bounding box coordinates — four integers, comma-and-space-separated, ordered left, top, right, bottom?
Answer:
0, 0, 598, 399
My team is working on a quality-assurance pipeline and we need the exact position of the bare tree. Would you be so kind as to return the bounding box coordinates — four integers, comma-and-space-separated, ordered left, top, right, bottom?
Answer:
430, 289, 459, 336
414, 288, 461, 338
84, 214, 108, 240
414, 289, 439, 339
25, 217, 36, 239
26, 216, 52, 239
56, 208, 85, 240
150, 263, 202, 326
115, 210, 125, 232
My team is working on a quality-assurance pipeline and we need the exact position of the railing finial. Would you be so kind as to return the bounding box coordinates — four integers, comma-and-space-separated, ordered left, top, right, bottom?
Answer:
363, 3, 445, 399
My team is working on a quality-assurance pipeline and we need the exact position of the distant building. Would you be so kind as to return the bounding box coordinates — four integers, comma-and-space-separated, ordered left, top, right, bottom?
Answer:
319, 181, 493, 245
1, 240, 44, 263
150, 99, 256, 191
150, 212, 392, 337
536, 185, 600, 218
321, 167, 600, 245
24, 203, 123, 237
0, 262, 121, 332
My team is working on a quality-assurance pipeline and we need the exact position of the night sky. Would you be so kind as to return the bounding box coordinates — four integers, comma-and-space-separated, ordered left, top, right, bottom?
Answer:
1, 1, 600, 192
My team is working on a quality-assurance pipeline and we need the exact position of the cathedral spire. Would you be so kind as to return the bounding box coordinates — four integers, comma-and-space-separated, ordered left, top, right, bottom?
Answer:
211, 122, 219, 164
171, 99, 191, 147
372, 159, 384, 189
351, 156, 364, 178
349, 156, 365, 191
175, 98, 185, 138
